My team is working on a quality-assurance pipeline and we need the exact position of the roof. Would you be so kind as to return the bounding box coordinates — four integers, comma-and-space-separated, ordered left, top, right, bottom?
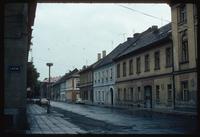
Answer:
93, 36, 139, 70
114, 23, 172, 61
78, 58, 104, 74
42, 76, 61, 83
53, 68, 79, 86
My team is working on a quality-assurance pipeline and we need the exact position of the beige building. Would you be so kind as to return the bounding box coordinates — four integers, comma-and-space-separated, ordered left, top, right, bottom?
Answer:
113, 24, 174, 109
52, 68, 80, 103
113, 3, 197, 112
65, 74, 80, 103
170, 3, 197, 111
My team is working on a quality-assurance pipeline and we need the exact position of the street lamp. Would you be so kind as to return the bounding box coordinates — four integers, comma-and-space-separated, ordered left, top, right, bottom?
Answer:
46, 62, 53, 113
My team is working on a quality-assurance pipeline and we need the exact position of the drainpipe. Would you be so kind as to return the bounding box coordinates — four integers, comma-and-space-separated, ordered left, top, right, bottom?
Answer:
171, 38, 176, 110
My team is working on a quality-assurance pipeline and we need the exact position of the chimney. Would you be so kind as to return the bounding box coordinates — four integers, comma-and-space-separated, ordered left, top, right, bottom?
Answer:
151, 25, 158, 30
97, 53, 101, 61
151, 25, 158, 33
127, 37, 132, 42
102, 50, 106, 58
133, 33, 140, 38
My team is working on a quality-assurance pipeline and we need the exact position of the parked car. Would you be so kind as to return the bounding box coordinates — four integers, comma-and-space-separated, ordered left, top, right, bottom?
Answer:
32, 98, 40, 104
75, 98, 84, 104
40, 98, 49, 106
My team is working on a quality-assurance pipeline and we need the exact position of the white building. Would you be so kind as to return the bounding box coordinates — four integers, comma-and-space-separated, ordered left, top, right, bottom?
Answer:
93, 63, 116, 105
93, 38, 136, 106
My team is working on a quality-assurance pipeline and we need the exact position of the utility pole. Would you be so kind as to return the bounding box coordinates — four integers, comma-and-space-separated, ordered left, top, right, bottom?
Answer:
46, 62, 53, 113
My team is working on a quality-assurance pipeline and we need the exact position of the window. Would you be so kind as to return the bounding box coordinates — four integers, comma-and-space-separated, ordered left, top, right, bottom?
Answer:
110, 68, 113, 80
194, 4, 197, 18
106, 69, 108, 82
167, 84, 172, 101
181, 81, 189, 101
123, 62, 126, 77
124, 88, 126, 101
145, 54, 150, 72
180, 30, 189, 63
117, 64, 120, 78
98, 72, 100, 83
129, 59, 133, 75
102, 71, 104, 83
136, 57, 141, 74
98, 91, 101, 101
118, 88, 120, 101
154, 51, 160, 70
156, 85, 160, 103
130, 88, 133, 101
166, 47, 172, 67
179, 4, 187, 24
138, 87, 141, 100
102, 91, 104, 102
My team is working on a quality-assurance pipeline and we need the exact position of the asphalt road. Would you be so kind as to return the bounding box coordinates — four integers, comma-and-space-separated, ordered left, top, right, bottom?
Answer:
49, 101, 198, 134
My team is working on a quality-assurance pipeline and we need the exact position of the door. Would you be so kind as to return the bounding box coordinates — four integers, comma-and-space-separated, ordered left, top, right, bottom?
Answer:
144, 86, 152, 108
110, 88, 113, 105
90, 89, 93, 102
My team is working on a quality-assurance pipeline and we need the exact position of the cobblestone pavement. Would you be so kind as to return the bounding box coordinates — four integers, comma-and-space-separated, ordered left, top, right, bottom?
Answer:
26, 104, 87, 134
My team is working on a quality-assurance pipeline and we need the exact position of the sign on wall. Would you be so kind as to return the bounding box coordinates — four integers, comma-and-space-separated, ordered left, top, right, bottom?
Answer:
9, 65, 21, 72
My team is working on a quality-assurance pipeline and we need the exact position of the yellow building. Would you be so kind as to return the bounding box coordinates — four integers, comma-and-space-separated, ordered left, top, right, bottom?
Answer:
170, 3, 197, 111
114, 24, 174, 109
113, 3, 197, 112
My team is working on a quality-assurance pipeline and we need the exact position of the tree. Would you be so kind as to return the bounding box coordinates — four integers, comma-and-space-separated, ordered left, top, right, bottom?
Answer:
27, 62, 40, 98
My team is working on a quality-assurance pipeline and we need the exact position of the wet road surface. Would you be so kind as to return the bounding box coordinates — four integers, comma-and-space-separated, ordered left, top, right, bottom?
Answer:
49, 101, 198, 134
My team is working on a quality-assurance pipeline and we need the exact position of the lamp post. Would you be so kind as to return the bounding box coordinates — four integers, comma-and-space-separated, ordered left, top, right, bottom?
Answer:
46, 62, 53, 113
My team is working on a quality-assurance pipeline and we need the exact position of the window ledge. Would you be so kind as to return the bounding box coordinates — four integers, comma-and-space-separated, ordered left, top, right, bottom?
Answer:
167, 99, 172, 102
136, 72, 141, 74
178, 20, 187, 26
179, 61, 189, 64
154, 68, 160, 70
165, 65, 172, 68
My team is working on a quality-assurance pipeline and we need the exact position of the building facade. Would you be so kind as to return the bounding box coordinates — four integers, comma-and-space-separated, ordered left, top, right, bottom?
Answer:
93, 63, 116, 106
114, 24, 174, 109
4, 3, 36, 132
170, 3, 197, 111
40, 76, 61, 99
78, 65, 94, 104
65, 74, 80, 103
93, 38, 137, 106
52, 76, 67, 101
52, 69, 80, 103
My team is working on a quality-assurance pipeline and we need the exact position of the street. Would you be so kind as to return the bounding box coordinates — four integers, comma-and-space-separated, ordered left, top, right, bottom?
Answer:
26, 101, 198, 134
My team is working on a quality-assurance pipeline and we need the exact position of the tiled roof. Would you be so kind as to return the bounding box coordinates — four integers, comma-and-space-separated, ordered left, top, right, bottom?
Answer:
115, 23, 172, 60
78, 58, 104, 73
93, 36, 139, 70
53, 68, 79, 86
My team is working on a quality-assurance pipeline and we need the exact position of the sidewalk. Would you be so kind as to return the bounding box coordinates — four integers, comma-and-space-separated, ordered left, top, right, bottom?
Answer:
26, 104, 87, 134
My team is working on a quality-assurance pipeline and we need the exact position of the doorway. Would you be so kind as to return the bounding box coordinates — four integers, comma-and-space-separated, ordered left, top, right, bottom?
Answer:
144, 86, 152, 108
110, 88, 114, 105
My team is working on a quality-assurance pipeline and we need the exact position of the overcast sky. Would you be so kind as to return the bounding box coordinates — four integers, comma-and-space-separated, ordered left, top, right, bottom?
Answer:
30, 3, 171, 81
